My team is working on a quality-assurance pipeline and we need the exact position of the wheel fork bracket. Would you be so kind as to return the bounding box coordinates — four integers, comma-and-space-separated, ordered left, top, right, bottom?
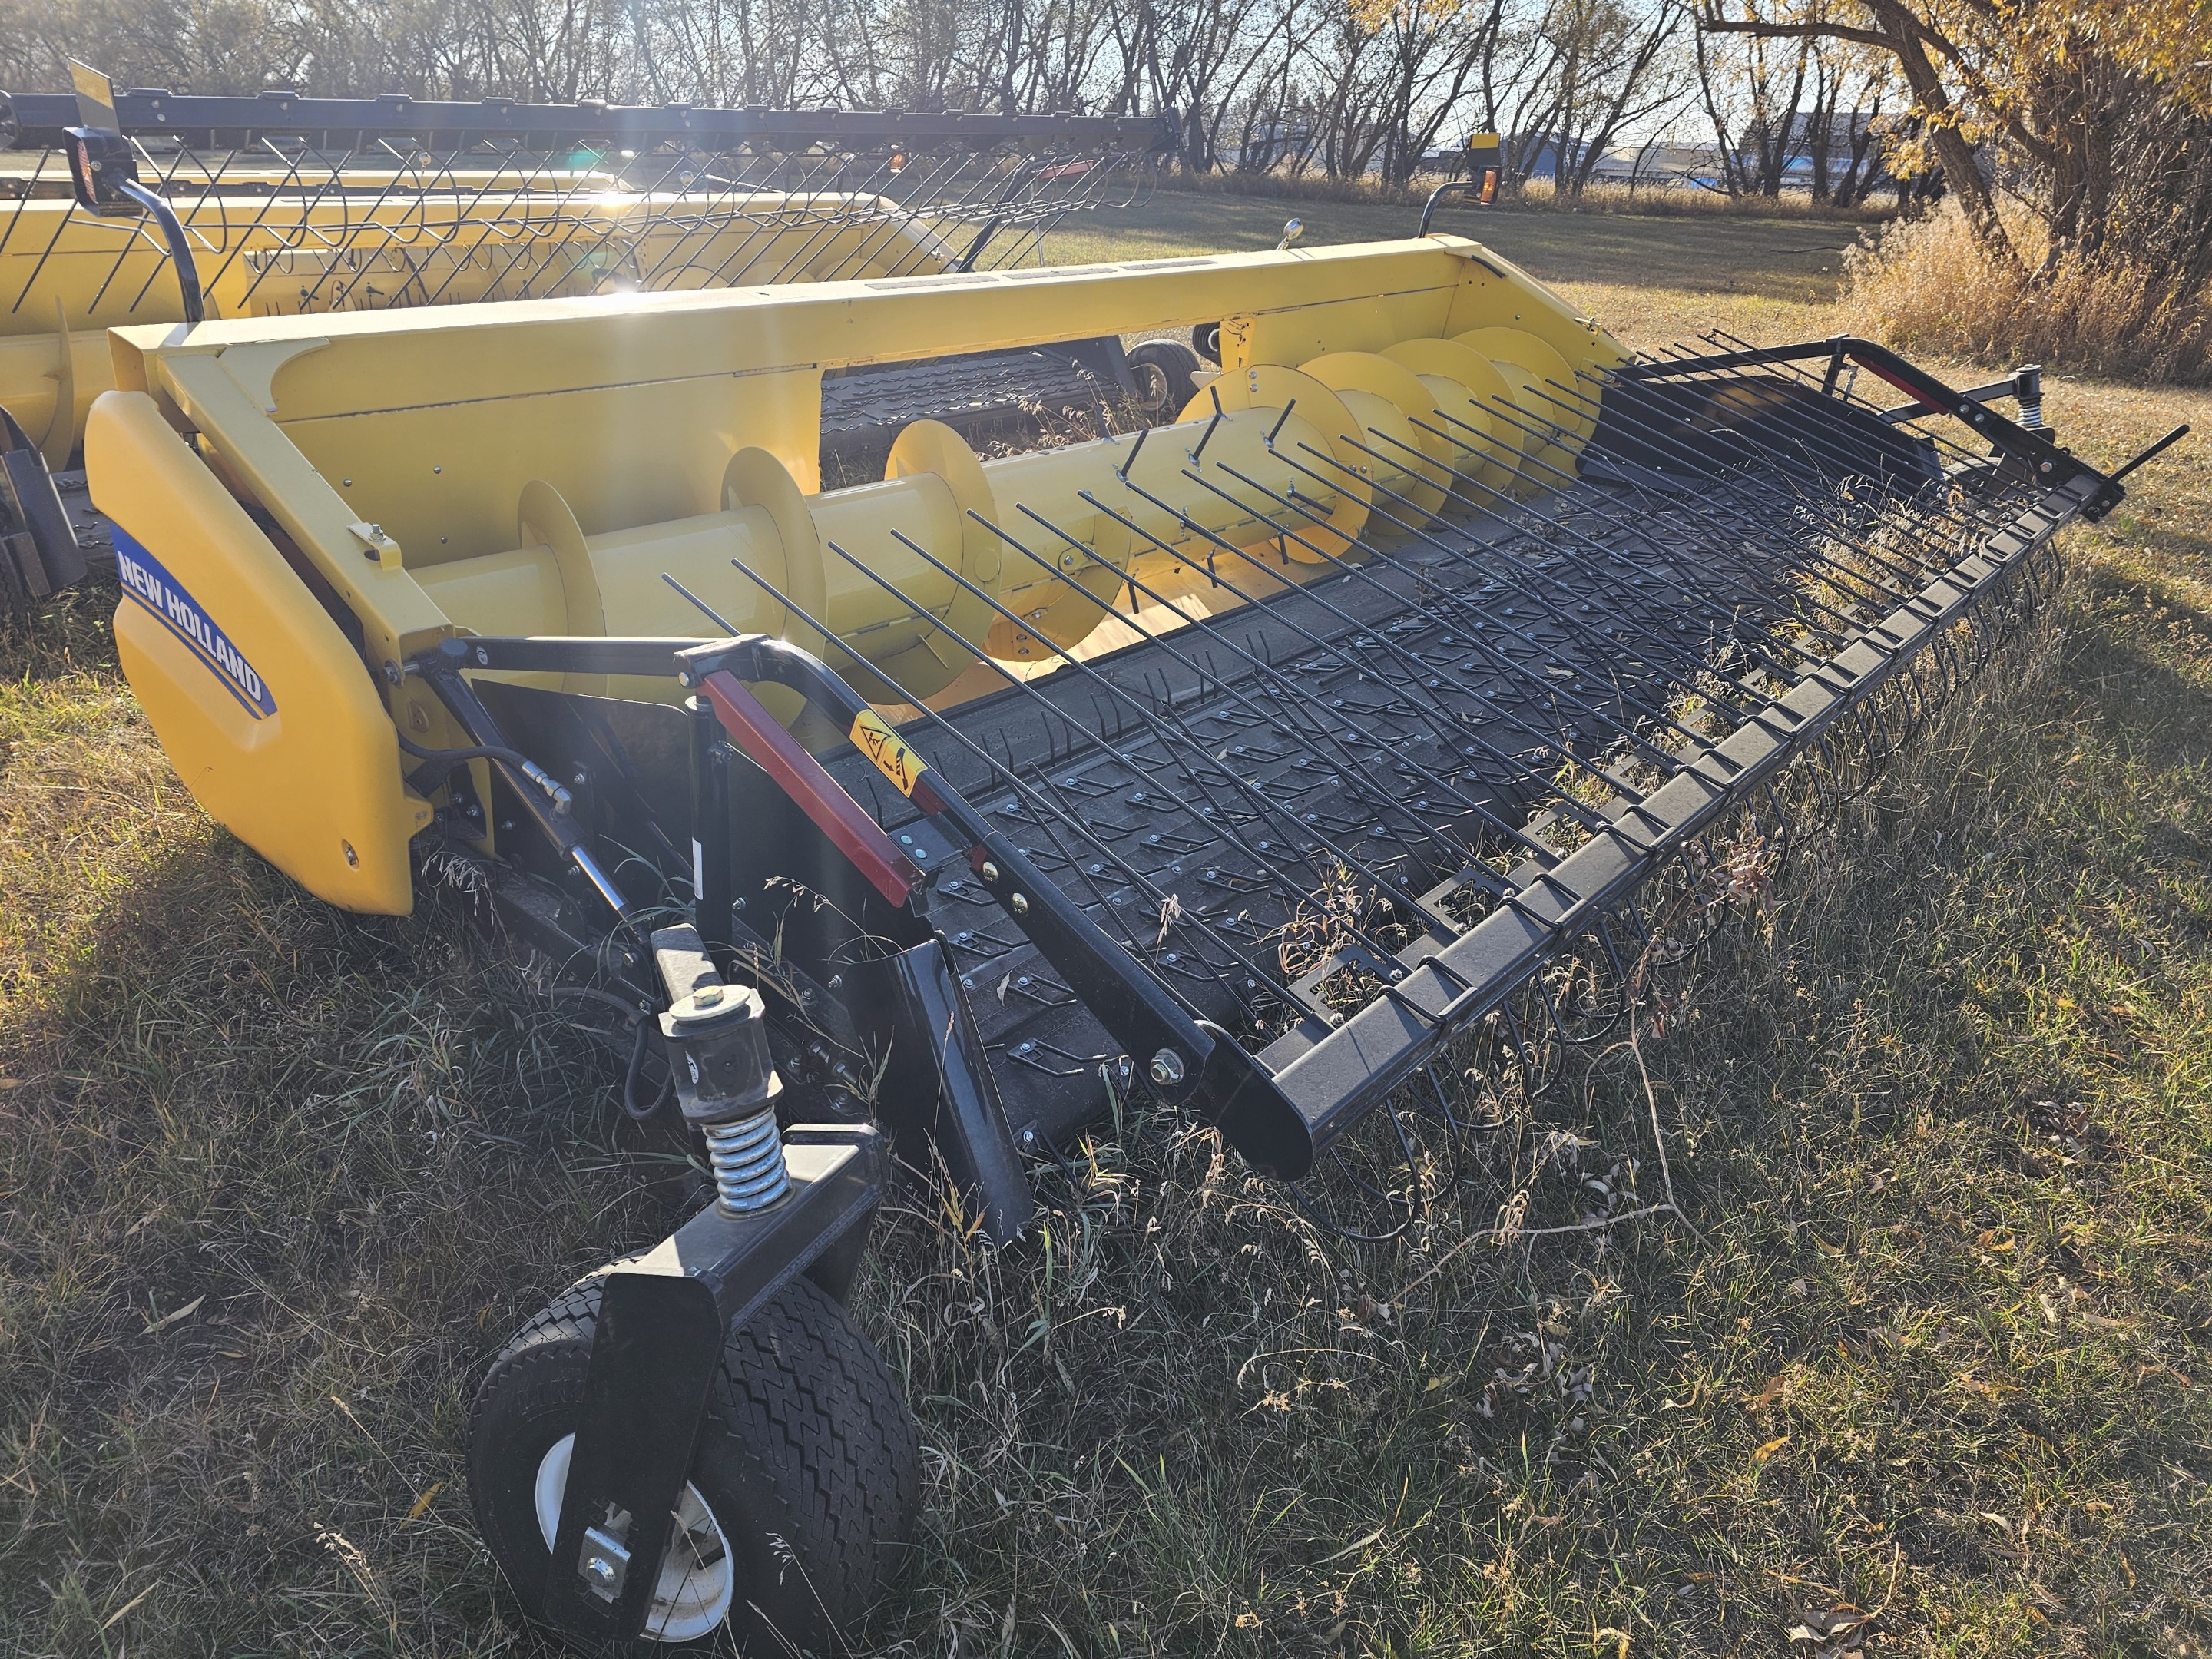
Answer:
543, 1128, 886, 1639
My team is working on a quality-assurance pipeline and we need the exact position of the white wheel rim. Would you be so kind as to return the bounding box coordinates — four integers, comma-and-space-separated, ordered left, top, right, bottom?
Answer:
534, 1433, 737, 1643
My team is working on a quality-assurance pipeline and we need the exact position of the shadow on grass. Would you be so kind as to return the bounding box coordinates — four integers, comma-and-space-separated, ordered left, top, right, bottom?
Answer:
0, 824, 679, 1656
0, 581, 120, 688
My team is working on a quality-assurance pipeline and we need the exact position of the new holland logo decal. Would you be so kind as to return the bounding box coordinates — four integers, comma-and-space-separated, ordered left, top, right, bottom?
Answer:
114, 528, 277, 718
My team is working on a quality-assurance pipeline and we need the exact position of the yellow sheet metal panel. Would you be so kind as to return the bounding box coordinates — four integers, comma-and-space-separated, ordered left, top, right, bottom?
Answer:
0, 195, 942, 459
1440, 245, 1624, 383
147, 349, 452, 672
122, 240, 1494, 426
274, 366, 828, 571
89, 389, 420, 913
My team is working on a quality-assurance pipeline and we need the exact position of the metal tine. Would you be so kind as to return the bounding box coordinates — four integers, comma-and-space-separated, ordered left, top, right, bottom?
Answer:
117, 141, 233, 315
280, 137, 444, 312
1177, 448, 1738, 771
1009, 504, 1585, 882
167, 134, 316, 310
378, 140, 555, 307
1283, 382, 1831, 667
1411, 396, 1857, 653
484, 142, 645, 296
1285, 423, 1815, 748
1055, 474, 1635, 845
848, 520, 1497, 919
750, 146, 952, 286
1412, 1061, 1478, 1194
615, 141, 803, 291
627, 142, 820, 290
1472, 375, 1945, 619
1495, 993, 1556, 1101
768, 141, 1015, 286
0, 147, 53, 273
1243, 433, 1766, 786
826, 147, 989, 281
696, 555, 1289, 1025
508, 144, 706, 303
962, 508, 1482, 860
680, 146, 874, 288
1601, 343, 1966, 510
717, 142, 973, 288
1628, 336, 1956, 485
802, 541, 1363, 1013
12, 167, 98, 316
628, 142, 833, 290
529, 147, 713, 300
1051, 485, 1631, 876
402, 141, 566, 309
781, 146, 945, 280
1293, 1094, 1425, 1243
1527, 383, 1987, 650
1025, 475, 1574, 847
449, 147, 611, 306
844, 525, 1376, 868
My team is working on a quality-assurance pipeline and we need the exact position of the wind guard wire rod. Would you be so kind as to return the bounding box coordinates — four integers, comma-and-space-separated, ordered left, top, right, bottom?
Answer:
1629, 340, 2035, 502
1002, 482, 1594, 856
1203, 427, 1777, 783
1183, 441, 1765, 763
1390, 399, 1945, 679
999, 498, 1608, 863
1484, 392, 2020, 665
1081, 459, 1675, 814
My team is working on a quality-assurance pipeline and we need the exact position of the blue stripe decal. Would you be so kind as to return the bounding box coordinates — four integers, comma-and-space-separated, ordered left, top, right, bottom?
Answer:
113, 527, 277, 719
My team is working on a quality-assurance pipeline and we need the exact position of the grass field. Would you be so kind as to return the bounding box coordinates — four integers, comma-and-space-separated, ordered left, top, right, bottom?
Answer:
1, 196, 2207, 1657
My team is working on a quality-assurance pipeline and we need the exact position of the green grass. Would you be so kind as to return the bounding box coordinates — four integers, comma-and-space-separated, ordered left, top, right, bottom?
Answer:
2, 194, 2208, 1657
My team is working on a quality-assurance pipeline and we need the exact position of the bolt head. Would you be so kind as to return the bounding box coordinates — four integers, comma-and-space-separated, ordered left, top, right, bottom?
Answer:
585, 1556, 616, 1584
1010, 892, 1030, 917
1147, 1048, 1186, 1088
980, 859, 1002, 884
693, 985, 724, 1008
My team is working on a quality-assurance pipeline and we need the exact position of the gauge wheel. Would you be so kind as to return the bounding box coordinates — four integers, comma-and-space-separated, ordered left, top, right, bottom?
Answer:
1128, 339, 1202, 423
469, 1273, 919, 1653
1193, 321, 1223, 363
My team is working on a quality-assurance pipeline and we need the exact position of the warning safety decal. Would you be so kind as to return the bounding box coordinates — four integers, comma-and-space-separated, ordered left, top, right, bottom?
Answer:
850, 708, 926, 796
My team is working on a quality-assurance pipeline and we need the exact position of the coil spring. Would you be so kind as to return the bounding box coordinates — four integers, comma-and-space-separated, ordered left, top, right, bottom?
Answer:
705, 1108, 790, 1214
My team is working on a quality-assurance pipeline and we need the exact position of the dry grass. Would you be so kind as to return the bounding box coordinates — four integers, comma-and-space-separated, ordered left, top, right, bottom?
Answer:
1, 194, 2208, 1656
1840, 205, 2212, 387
